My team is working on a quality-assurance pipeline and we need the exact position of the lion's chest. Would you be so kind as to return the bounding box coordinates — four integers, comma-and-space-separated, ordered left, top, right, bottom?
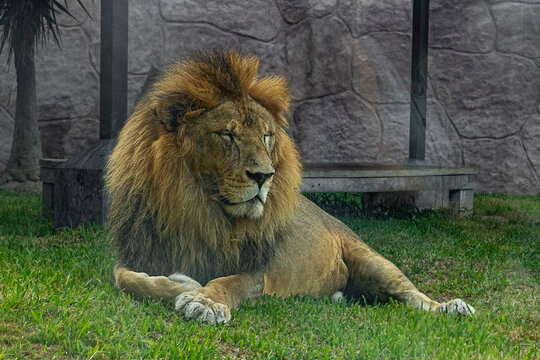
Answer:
172, 232, 284, 285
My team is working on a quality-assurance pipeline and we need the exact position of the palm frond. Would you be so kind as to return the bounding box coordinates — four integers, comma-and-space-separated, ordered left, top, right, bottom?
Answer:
0, 0, 90, 64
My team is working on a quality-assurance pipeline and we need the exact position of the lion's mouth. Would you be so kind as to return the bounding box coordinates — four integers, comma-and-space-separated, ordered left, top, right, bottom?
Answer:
217, 181, 270, 219
219, 194, 265, 219
221, 195, 263, 206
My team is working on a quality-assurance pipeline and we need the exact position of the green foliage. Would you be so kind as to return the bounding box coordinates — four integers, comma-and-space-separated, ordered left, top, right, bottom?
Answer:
304, 192, 363, 218
0, 190, 538, 358
0, 0, 88, 63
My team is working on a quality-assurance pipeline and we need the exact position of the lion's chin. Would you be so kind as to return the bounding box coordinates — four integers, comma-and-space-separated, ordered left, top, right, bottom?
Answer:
223, 197, 265, 219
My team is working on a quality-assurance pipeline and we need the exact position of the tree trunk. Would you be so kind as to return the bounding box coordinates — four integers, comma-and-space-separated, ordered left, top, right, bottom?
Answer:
0, 21, 42, 192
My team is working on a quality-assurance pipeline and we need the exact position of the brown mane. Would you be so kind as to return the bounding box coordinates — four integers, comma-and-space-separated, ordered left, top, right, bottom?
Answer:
105, 51, 302, 284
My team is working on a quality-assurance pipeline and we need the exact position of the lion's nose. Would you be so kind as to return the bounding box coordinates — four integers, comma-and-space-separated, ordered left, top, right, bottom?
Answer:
246, 170, 274, 189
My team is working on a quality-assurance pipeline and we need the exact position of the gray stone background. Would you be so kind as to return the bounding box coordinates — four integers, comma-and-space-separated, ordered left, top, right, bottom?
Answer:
0, 0, 539, 194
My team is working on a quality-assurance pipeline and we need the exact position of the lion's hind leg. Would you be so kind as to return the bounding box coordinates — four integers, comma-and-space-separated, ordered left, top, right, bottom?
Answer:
390, 290, 475, 315
114, 264, 202, 300
342, 236, 475, 316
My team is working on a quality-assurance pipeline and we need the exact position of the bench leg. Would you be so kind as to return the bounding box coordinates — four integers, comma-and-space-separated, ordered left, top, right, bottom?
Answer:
449, 189, 474, 216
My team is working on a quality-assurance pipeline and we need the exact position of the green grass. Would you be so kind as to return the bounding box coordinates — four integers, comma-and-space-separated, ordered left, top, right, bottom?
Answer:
0, 190, 538, 359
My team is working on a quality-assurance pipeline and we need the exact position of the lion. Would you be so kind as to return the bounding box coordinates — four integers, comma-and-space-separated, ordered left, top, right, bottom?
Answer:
105, 50, 474, 324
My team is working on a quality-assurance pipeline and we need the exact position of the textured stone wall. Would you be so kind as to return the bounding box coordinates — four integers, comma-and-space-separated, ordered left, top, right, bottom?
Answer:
0, 0, 539, 194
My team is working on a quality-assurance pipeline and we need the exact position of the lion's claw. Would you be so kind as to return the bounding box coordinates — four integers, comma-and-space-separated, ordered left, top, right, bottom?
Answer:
436, 299, 476, 317
175, 292, 231, 324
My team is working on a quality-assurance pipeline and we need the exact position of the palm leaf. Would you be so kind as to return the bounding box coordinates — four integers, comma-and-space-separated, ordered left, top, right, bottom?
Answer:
0, 0, 90, 64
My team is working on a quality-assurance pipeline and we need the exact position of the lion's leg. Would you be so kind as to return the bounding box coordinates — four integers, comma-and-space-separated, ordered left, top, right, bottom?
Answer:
113, 264, 202, 300
175, 273, 264, 324
342, 237, 475, 316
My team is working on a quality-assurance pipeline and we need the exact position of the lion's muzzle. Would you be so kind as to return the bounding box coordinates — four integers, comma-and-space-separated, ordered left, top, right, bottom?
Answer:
219, 168, 274, 219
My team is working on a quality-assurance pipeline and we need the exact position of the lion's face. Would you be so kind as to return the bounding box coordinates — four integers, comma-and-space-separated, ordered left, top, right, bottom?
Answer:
126, 51, 300, 225
191, 99, 277, 219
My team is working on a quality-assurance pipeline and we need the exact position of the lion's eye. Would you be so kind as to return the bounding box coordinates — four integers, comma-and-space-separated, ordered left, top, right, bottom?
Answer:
219, 131, 234, 143
263, 133, 273, 149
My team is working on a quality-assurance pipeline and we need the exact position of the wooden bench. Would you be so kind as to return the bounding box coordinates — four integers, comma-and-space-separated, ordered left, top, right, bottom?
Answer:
301, 163, 477, 215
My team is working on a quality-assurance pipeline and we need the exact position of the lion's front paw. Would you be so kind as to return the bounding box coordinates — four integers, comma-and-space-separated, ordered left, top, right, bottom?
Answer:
175, 291, 231, 324
436, 299, 476, 317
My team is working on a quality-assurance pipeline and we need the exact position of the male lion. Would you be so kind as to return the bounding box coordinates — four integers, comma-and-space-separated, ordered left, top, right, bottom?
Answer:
106, 51, 474, 324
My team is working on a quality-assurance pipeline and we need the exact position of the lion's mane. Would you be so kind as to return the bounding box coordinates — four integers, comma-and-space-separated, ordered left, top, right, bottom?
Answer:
105, 51, 302, 284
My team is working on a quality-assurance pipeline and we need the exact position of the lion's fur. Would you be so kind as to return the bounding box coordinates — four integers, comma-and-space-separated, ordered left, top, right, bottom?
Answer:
106, 51, 301, 284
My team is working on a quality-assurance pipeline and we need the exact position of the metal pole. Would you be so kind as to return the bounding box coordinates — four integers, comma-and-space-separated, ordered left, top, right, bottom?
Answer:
409, 0, 429, 162
100, 0, 128, 140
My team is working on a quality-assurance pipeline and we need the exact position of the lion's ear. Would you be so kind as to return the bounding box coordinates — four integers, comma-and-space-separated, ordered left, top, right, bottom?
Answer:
155, 94, 191, 132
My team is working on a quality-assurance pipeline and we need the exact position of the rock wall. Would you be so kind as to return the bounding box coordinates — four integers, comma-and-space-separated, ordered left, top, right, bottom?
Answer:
0, 0, 538, 194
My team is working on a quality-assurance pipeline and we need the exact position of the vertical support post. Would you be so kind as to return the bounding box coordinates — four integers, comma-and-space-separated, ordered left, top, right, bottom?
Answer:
100, 0, 128, 139
409, 0, 430, 162
449, 189, 474, 216
53, 0, 128, 229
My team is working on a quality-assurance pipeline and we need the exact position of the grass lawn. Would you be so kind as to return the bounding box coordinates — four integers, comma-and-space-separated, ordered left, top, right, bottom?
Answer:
0, 191, 538, 359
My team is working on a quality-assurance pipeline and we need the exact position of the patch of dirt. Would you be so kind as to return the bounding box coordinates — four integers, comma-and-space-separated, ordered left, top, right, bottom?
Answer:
507, 324, 540, 344
218, 341, 248, 360
0, 321, 21, 343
